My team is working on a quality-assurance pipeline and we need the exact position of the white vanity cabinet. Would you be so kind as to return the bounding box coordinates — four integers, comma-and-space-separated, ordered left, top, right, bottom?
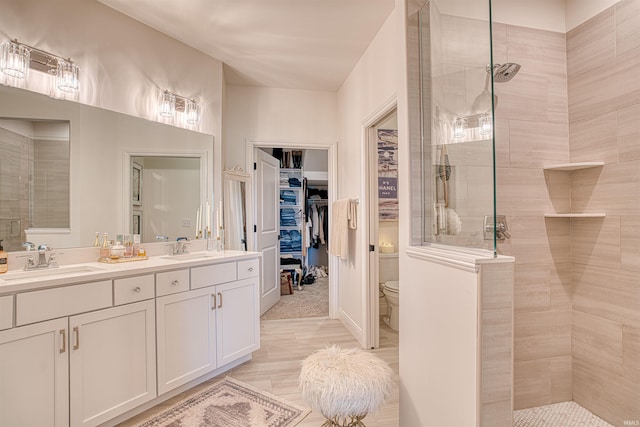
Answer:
156, 258, 260, 394
156, 286, 217, 395
69, 300, 156, 427
0, 317, 69, 427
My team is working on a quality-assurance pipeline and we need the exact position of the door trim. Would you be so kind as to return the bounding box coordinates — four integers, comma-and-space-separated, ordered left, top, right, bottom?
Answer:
361, 95, 397, 349
246, 139, 338, 318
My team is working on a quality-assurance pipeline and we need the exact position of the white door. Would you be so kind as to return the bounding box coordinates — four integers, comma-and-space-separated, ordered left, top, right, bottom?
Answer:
216, 278, 260, 366
69, 301, 156, 427
0, 318, 69, 427
156, 287, 216, 395
255, 149, 280, 315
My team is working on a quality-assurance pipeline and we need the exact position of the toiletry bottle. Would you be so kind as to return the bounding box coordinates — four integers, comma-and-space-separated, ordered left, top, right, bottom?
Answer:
110, 241, 124, 259
93, 232, 100, 247
0, 240, 7, 274
100, 233, 110, 259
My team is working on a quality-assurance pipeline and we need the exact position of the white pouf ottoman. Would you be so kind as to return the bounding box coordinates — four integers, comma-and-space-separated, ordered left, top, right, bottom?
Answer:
299, 345, 394, 427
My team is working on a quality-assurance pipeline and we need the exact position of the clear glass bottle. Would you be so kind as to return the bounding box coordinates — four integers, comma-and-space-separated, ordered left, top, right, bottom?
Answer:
110, 241, 124, 259
99, 233, 110, 259
93, 232, 100, 247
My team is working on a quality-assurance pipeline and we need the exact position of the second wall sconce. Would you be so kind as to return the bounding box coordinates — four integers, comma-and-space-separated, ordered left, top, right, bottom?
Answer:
0, 39, 80, 93
158, 90, 200, 125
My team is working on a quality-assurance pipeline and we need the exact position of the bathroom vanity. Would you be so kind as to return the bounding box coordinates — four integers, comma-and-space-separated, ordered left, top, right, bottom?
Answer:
0, 249, 261, 427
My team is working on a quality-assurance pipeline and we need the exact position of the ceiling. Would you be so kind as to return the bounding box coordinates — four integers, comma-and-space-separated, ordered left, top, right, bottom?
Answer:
97, 0, 395, 91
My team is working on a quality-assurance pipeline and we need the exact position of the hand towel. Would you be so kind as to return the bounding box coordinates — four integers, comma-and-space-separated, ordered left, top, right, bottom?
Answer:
329, 199, 350, 260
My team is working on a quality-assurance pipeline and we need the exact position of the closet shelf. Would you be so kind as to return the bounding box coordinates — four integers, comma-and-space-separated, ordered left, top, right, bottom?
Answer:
544, 213, 606, 218
543, 162, 604, 171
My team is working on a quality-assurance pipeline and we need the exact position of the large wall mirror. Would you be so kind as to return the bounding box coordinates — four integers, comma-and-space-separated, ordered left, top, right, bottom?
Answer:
0, 85, 214, 251
223, 167, 252, 251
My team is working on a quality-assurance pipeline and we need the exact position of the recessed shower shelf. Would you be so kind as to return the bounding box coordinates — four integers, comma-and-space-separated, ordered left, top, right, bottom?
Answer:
544, 213, 606, 218
543, 162, 604, 171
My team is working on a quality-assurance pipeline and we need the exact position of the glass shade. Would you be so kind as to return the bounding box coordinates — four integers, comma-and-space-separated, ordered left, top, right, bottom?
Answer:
479, 114, 492, 135
56, 61, 80, 93
159, 91, 176, 118
1, 41, 30, 78
185, 99, 200, 125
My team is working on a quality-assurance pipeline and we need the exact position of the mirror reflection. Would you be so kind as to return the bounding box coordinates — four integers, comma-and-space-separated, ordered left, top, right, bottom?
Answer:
131, 156, 201, 244
0, 84, 214, 251
0, 118, 70, 252
223, 168, 251, 251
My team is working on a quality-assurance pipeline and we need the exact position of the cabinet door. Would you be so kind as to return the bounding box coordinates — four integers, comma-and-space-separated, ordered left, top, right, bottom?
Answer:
156, 287, 216, 395
0, 318, 69, 427
216, 277, 260, 366
69, 300, 156, 427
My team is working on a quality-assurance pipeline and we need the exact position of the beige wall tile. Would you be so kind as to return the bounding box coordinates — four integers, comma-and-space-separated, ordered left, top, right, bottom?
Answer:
482, 399, 512, 427
491, 22, 507, 64
481, 262, 514, 310
514, 359, 551, 409
568, 48, 640, 123
549, 262, 572, 311
482, 308, 512, 403
550, 355, 572, 403
573, 359, 640, 426
547, 77, 570, 125
570, 216, 621, 268
506, 25, 567, 79
623, 324, 640, 382
571, 161, 640, 215
509, 120, 569, 168
514, 263, 551, 312
441, 14, 492, 69
508, 216, 570, 265
569, 112, 618, 164
494, 119, 510, 168
566, 7, 616, 77
494, 73, 548, 122
572, 263, 640, 327
616, 0, 640, 57
496, 168, 554, 216
621, 216, 640, 271
573, 310, 624, 375
618, 104, 640, 161
544, 169, 572, 215
515, 310, 571, 362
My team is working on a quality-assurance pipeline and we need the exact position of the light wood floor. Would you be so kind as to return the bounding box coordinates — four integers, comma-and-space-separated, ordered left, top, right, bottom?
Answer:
119, 317, 399, 426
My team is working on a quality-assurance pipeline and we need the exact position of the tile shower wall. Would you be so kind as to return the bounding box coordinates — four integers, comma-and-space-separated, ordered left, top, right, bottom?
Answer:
492, 23, 572, 409
567, 1, 640, 425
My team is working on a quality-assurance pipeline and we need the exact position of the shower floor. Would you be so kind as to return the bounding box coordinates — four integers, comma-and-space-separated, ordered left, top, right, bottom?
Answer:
514, 401, 614, 427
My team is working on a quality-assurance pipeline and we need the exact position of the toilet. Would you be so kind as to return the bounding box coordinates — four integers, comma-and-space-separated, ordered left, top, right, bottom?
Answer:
379, 252, 399, 331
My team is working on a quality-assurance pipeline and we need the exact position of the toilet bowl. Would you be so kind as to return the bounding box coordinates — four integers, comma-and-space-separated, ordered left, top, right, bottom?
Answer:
382, 280, 399, 331
379, 251, 399, 331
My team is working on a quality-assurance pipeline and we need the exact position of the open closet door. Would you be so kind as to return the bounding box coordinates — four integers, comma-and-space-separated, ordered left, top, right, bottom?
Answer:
255, 149, 280, 315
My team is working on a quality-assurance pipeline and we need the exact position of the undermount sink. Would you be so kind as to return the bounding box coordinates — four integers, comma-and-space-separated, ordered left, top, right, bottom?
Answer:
161, 251, 221, 261
0, 265, 106, 282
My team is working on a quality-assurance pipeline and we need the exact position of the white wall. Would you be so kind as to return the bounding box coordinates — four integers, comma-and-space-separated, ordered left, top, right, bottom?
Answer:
565, 0, 622, 31
223, 86, 338, 170
335, 8, 399, 345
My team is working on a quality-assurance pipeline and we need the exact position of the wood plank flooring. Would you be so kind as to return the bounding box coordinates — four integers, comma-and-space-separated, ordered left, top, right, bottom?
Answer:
118, 317, 399, 426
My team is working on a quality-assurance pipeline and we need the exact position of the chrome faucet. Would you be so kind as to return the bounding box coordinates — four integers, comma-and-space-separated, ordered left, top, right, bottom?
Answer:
24, 244, 59, 271
172, 238, 190, 255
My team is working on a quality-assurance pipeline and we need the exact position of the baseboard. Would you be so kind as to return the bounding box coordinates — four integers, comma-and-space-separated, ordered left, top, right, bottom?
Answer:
338, 307, 364, 347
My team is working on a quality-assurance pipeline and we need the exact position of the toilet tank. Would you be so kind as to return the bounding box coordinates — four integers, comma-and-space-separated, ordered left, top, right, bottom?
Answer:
379, 252, 399, 284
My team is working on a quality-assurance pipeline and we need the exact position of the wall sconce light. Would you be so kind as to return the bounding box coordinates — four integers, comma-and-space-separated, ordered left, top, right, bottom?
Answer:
158, 90, 200, 125
453, 117, 465, 138
0, 39, 80, 93
479, 114, 492, 135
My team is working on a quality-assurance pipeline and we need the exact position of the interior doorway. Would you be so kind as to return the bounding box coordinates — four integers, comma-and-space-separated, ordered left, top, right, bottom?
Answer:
366, 106, 398, 349
246, 141, 338, 320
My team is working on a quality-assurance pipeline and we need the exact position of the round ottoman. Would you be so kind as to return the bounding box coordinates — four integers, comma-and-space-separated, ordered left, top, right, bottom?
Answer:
299, 344, 393, 427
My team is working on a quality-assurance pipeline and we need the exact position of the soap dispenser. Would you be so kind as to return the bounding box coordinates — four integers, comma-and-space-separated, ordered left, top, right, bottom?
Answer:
0, 240, 7, 274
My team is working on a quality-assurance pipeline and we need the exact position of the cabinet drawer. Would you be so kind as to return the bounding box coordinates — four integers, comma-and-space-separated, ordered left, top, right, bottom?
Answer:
0, 295, 13, 330
156, 269, 189, 296
114, 274, 155, 305
237, 259, 259, 280
191, 262, 237, 290
16, 280, 112, 326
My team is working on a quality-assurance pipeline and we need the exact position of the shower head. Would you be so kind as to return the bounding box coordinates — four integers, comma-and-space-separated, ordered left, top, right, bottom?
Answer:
489, 63, 521, 83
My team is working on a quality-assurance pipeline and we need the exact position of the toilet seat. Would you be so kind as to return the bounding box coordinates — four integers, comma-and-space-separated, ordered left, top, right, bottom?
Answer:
384, 280, 399, 293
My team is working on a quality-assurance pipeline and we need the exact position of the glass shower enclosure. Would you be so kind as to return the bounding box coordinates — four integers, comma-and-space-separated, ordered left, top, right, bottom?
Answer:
418, 0, 498, 254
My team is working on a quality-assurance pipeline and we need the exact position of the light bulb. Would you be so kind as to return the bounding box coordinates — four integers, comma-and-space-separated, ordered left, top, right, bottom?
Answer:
1, 41, 29, 78
454, 117, 465, 138
185, 99, 200, 125
159, 91, 176, 118
56, 61, 80, 93
480, 114, 492, 135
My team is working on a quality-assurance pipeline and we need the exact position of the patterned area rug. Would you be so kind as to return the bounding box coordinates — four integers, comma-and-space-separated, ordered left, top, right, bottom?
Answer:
134, 377, 310, 427
514, 401, 614, 427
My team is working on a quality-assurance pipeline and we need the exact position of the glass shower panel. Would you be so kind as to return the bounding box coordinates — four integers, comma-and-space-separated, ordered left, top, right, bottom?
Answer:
419, 0, 496, 252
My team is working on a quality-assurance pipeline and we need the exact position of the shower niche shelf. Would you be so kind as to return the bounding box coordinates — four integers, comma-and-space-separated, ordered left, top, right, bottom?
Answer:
543, 161, 605, 218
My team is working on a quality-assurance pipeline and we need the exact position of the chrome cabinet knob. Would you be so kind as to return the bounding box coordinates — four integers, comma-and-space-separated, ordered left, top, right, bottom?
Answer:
133, 286, 141, 293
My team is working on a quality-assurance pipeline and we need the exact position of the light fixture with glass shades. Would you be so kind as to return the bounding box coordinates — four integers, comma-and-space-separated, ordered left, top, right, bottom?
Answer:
452, 113, 492, 141
158, 90, 200, 125
0, 39, 80, 93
